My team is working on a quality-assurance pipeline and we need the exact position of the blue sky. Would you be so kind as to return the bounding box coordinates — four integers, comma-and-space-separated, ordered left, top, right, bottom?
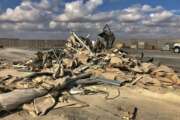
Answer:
97, 0, 180, 12
1, 0, 180, 11
0, 0, 179, 39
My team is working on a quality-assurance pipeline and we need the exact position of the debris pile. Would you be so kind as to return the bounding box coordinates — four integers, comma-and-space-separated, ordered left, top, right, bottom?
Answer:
0, 25, 180, 118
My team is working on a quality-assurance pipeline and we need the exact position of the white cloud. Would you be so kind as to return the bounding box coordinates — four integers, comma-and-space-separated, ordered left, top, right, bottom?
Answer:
38, 0, 51, 10
0, 1, 179, 39
55, 0, 103, 22
123, 5, 141, 13
142, 5, 163, 12
118, 12, 142, 22
0, 1, 52, 22
150, 10, 173, 22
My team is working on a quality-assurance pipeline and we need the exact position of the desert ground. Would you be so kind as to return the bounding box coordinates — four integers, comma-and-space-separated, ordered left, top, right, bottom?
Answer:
0, 48, 180, 120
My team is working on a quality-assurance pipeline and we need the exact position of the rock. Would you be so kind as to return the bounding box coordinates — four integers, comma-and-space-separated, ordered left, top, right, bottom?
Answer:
33, 76, 52, 83
112, 48, 119, 53
110, 53, 116, 57
152, 65, 174, 74
165, 73, 180, 83
105, 67, 122, 73
114, 43, 124, 49
86, 68, 105, 77
116, 74, 133, 81
63, 58, 73, 68
104, 56, 111, 62
110, 56, 123, 65
34, 94, 56, 116
131, 66, 143, 73
137, 75, 161, 86
23, 94, 56, 116
122, 58, 130, 64
75, 52, 89, 64
101, 72, 119, 80
158, 77, 173, 83
141, 63, 156, 73
151, 65, 177, 80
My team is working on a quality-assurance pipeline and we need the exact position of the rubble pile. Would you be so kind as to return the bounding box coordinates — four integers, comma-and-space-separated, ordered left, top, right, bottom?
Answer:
0, 25, 180, 118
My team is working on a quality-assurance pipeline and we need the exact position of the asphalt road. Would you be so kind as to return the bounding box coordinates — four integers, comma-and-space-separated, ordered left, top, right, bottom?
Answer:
126, 49, 180, 72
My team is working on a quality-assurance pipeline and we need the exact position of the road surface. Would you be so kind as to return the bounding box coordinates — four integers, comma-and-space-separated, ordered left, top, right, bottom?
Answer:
126, 49, 180, 71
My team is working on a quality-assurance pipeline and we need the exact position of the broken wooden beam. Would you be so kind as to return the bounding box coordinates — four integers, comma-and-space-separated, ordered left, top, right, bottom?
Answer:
0, 73, 91, 112
72, 32, 93, 55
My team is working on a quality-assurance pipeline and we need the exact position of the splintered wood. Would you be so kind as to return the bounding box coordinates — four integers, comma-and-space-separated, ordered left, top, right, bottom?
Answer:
0, 29, 180, 117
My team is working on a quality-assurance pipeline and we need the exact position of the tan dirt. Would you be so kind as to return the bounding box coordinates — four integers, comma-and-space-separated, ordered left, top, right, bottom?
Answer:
1, 86, 180, 120
0, 48, 180, 120
0, 48, 35, 63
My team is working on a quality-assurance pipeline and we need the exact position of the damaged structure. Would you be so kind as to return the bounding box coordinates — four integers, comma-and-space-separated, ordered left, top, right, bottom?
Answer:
0, 25, 179, 119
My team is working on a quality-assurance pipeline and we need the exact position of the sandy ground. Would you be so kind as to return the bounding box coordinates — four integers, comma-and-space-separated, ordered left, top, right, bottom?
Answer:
0, 48, 180, 120
0, 48, 35, 63
1, 82, 180, 120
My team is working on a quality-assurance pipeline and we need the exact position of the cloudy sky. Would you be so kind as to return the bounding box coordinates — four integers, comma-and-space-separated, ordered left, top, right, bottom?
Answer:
0, 0, 180, 40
